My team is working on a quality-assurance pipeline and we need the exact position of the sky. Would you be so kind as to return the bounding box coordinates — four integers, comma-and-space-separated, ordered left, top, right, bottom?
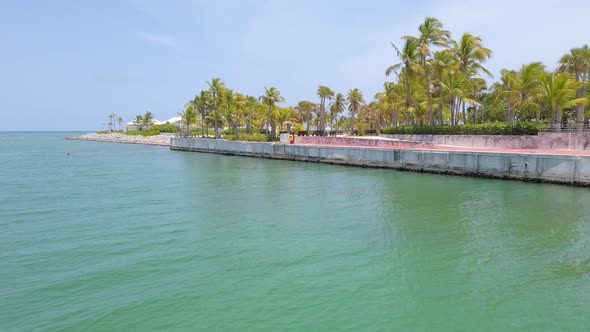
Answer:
1, 0, 589, 131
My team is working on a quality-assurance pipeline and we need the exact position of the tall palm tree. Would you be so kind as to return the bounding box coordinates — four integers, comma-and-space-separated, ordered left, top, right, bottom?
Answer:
514, 62, 545, 121
494, 70, 520, 122
143, 111, 154, 129
559, 45, 590, 128
223, 91, 246, 139
317, 86, 334, 134
108, 113, 116, 131
275, 107, 298, 132
381, 82, 406, 127
221, 89, 236, 138
450, 33, 492, 124
296, 101, 316, 132
386, 37, 421, 118
178, 106, 198, 137
451, 33, 493, 78
538, 71, 587, 130
347, 88, 365, 133
192, 90, 212, 138
245, 96, 258, 135
432, 49, 455, 124
117, 117, 124, 131
329, 93, 346, 132
207, 78, 226, 139
260, 86, 285, 137
134, 115, 143, 126
410, 17, 450, 125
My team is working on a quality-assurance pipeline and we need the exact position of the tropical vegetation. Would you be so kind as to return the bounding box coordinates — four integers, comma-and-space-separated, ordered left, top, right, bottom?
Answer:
135, 17, 589, 139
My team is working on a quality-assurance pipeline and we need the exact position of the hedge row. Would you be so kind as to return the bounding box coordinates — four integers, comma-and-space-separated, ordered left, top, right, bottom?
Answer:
381, 122, 545, 136
223, 134, 272, 142
125, 130, 160, 136
150, 124, 180, 133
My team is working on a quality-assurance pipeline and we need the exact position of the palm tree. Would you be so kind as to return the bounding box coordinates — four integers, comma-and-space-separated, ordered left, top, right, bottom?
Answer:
221, 90, 246, 139
559, 45, 590, 128
538, 71, 587, 130
329, 93, 346, 132
117, 117, 124, 131
317, 86, 334, 134
178, 106, 198, 137
260, 86, 285, 137
276, 107, 298, 132
494, 70, 520, 122
296, 101, 316, 132
514, 62, 545, 121
207, 78, 226, 139
381, 82, 406, 127
450, 32, 492, 124
192, 90, 212, 138
386, 37, 421, 120
410, 17, 450, 125
221, 89, 236, 138
245, 96, 258, 135
142, 111, 154, 129
347, 89, 365, 133
432, 49, 455, 124
451, 33, 493, 78
108, 113, 116, 131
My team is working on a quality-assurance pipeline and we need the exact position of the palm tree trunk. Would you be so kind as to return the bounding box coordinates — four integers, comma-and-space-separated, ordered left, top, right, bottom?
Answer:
234, 120, 239, 140
319, 98, 325, 133
423, 60, 435, 125
451, 97, 455, 126
201, 112, 205, 138
404, 63, 412, 109
556, 108, 563, 132
214, 103, 219, 139
267, 105, 271, 137
248, 107, 253, 135
462, 100, 467, 124
437, 85, 443, 125
576, 85, 585, 130
351, 109, 355, 134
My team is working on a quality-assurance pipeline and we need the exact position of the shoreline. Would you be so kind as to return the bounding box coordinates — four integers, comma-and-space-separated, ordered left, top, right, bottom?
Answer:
170, 137, 590, 187
66, 132, 171, 146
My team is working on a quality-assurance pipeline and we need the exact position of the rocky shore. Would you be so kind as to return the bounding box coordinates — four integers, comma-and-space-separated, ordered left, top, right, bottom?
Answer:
67, 132, 172, 146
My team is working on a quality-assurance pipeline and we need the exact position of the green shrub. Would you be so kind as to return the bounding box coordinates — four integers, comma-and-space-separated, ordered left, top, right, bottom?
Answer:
125, 130, 160, 136
190, 129, 216, 136
224, 134, 270, 142
151, 124, 179, 133
381, 122, 545, 136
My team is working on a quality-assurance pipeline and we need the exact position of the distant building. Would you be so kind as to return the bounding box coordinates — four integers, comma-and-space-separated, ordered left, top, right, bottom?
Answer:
124, 117, 183, 132
124, 119, 163, 132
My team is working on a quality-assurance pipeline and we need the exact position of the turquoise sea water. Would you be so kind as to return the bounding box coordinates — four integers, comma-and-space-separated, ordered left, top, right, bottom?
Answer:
1, 132, 590, 331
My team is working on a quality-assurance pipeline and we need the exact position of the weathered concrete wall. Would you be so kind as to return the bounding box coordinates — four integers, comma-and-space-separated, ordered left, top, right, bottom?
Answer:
295, 136, 435, 147
170, 138, 590, 186
381, 132, 590, 150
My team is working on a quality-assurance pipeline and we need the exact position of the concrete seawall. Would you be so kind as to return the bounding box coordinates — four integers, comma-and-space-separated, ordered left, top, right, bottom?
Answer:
295, 136, 436, 147
382, 132, 590, 150
170, 138, 590, 186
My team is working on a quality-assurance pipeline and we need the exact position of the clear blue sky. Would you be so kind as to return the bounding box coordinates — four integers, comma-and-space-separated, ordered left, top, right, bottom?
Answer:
1, 0, 589, 131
